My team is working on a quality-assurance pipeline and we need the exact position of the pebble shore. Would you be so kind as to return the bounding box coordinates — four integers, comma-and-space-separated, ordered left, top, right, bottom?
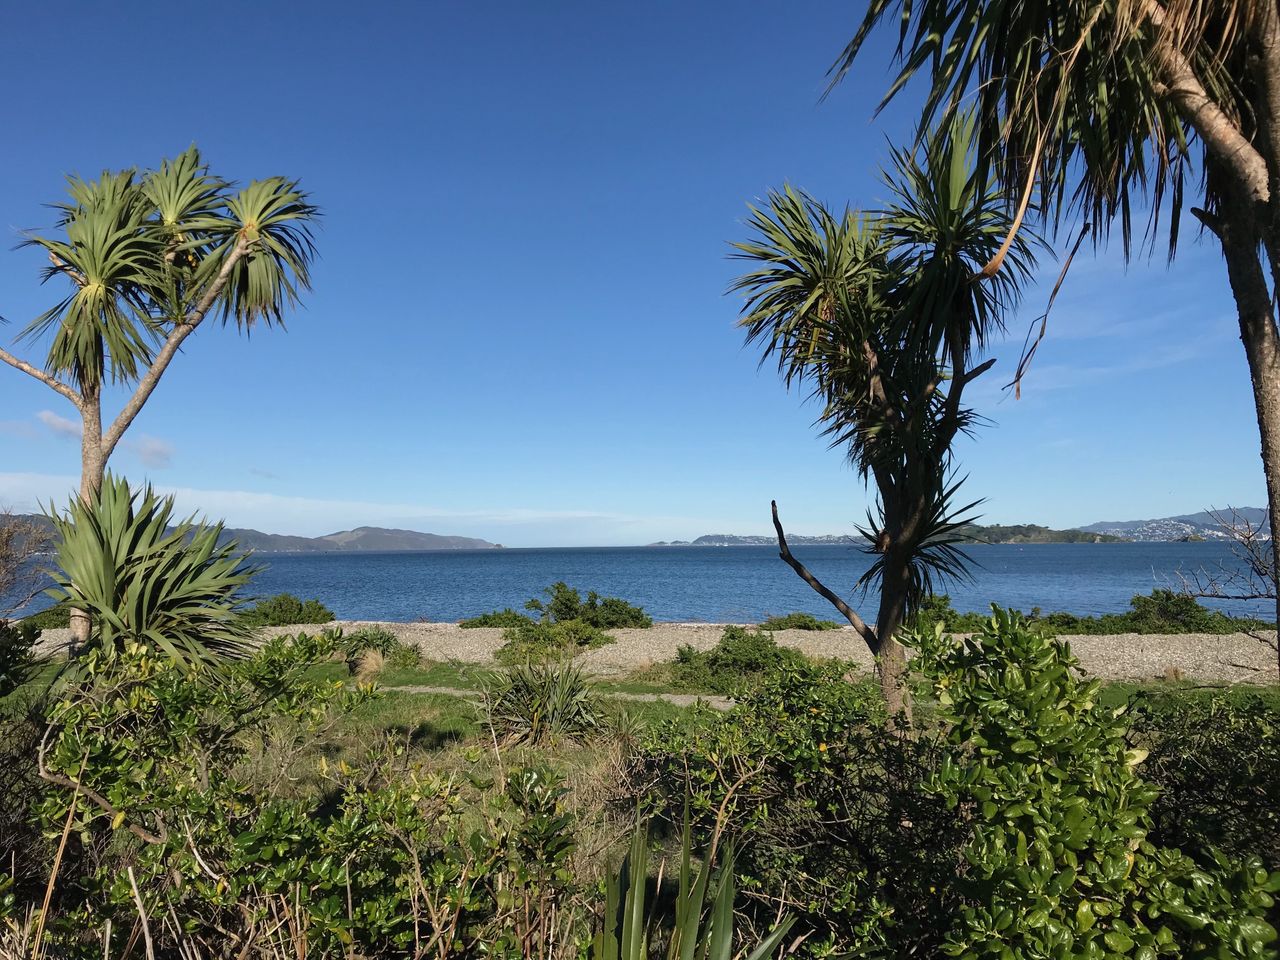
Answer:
36, 621, 1278, 685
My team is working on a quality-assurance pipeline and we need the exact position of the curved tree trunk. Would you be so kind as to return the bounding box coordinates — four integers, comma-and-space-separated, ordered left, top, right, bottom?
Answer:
874, 545, 914, 727
1217, 186, 1280, 674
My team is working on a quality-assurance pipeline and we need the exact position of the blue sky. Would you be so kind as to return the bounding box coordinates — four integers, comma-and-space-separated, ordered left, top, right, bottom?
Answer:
0, 1, 1265, 546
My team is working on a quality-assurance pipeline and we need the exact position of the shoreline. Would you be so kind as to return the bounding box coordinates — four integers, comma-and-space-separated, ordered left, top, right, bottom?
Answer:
33, 621, 1278, 685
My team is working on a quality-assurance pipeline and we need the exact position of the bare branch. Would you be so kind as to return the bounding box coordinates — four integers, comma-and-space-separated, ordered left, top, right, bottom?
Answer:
772, 500, 879, 651
0, 347, 82, 407
102, 236, 251, 458
0, 511, 51, 617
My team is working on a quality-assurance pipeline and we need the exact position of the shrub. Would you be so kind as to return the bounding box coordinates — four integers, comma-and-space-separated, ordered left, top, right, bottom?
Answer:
631, 662, 948, 955
28, 634, 587, 956
384, 641, 423, 671
758, 611, 842, 631
913, 590, 1270, 637
916, 607, 1280, 959
669, 625, 810, 694
481, 660, 604, 745
241, 592, 335, 628
526, 581, 653, 629
1131, 688, 1280, 868
0, 620, 40, 699
21, 606, 68, 631
495, 619, 614, 665
460, 608, 534, 628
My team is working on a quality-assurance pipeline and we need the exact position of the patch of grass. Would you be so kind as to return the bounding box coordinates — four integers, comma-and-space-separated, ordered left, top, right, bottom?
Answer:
496, 620, 615, 665
20, 606, 69, 630
758, 612, 842, 631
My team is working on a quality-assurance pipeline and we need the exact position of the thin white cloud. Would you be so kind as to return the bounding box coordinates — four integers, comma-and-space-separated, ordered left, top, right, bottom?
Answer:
36, 409, 81, 439
124, 435, 174, 469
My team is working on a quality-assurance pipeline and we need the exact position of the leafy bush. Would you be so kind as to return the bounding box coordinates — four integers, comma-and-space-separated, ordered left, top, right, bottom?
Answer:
0, 620, 40, 699
631, 662, 954, 955
669, 625, 810, 694
526, 581, 653, 628
26, 633, 588, 956
496, 618, 615, 664
20, 606, 68, 631
241, 592, 335, 628
1131, 688, 1280, 869
459, 607, 534, 628
758, 611, 842, 631
913, 590, 1271, 636
482, 660, 604, 745
384, 640, 423, 671
47, 475, 257, 667
916, 607, 1280, 959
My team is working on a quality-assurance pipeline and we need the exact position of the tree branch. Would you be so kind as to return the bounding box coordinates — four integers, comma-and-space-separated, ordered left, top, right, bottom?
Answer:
102, 237, 250, 458
771, 500, 879, 652
1145, 0, 1271, 204
0, 347, 82, 407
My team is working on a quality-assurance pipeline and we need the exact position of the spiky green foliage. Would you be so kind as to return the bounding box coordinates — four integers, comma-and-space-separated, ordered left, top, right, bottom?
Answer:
20, 146, 317, 393
732, 116, 1037, 622
481, 660, 604, 746
592, 820, 795, 960
46, 474, 257, 669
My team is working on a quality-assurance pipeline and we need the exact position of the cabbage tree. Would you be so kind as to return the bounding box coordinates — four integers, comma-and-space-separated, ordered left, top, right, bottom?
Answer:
732, 118, 1037, 721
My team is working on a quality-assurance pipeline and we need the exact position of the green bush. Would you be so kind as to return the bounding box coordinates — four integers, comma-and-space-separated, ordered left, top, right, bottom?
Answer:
241, 592, 335, 628
459, 608, 535, 629
669, 625, 811, 694
757, 611, 842, 631
631, 662, 950, 955
1131, 688, 1280, 869
525, 581, 653, 629
26, 634, 585, 955
21, 606, 68, 631
0, 620, 40, 699
481, 660, 603, 745
383, 641, 423, 671
916, 607, 1280, 959
913, 590, 1271, 637
495, 619, 615, 665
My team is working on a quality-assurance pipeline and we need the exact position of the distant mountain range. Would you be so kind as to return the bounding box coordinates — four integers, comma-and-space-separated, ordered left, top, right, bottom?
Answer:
1078, 508, 1269, 542
656, 511, 1269, 546
9, 516, 501, 553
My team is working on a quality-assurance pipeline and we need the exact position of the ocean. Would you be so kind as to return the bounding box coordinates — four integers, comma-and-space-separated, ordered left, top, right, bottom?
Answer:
245, 542, 1270, 623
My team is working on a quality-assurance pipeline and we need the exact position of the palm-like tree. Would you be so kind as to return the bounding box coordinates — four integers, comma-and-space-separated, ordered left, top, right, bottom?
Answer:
832, 0, 1280, 660
732, 119, 1037, 720
0, 147, 317, 643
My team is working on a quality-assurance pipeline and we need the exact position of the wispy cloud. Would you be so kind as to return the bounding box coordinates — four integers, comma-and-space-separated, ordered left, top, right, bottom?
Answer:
124, 435, 174, 469
36, 410, 81, 439
249, 467, 280, 480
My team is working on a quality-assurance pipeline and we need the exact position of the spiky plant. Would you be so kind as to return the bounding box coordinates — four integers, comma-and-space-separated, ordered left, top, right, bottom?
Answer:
593, 820, 796, 960
732, 115, 1037, 721
481, 659, 603, 745
46, 474, 258, 670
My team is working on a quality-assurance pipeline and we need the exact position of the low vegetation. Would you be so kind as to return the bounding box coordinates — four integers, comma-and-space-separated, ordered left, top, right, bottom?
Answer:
464, 582, 651, 630
240, 591, 336, 628
496, 619, 615, 665
665, 625, 812, 695
914, 589, 1272, 636
481, 660, 604, 745
757, 611, 841, 630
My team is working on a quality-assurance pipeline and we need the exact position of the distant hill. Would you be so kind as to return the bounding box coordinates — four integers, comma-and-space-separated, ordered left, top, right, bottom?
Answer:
6, 515, 500, 553
657, 525, 1120, 546
959, 523, 1127, 544
1078, 508, 1269, 542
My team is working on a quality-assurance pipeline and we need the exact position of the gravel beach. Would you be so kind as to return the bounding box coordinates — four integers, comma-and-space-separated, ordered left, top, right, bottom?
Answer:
35, 621, 1278, 684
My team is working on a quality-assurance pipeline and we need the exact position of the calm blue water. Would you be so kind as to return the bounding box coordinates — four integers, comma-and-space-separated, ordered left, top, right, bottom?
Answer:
245, 543, 1271, 623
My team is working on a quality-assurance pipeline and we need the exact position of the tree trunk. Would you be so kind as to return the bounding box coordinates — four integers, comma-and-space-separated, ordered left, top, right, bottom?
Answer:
69, 392, 104, 652
1217, 186, 1280, 675
874, 544, 915, 727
